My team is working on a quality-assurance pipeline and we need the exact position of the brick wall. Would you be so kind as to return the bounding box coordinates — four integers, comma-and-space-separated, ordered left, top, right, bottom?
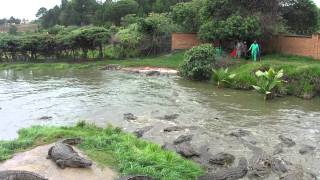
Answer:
265, 34, 320, 59
171, 32, 320, 60
171, 33, 201, 50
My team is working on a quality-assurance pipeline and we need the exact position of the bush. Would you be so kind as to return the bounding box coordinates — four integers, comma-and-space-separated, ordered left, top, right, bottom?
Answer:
179, 44, 215, 81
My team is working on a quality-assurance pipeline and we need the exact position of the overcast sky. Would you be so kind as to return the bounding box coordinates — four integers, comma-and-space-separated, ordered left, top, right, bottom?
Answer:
0, 0, 320, 20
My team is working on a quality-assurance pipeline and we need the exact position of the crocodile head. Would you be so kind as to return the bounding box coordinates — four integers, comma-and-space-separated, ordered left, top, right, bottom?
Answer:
69, 156, 93, 168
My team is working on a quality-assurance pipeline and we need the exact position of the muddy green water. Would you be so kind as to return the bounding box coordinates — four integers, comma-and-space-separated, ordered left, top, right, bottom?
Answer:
0, 68, 320, 176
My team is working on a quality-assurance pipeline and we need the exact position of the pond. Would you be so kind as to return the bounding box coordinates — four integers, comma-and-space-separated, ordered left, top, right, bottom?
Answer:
0, 68, 320, 177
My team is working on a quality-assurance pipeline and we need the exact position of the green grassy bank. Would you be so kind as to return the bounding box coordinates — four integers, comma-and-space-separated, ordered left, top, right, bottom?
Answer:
0, 122, 203, 180
228, 55, 320, 98
0, 52, 184, 71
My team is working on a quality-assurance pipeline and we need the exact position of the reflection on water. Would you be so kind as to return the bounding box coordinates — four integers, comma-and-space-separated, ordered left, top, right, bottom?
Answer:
0, 68, 320, 174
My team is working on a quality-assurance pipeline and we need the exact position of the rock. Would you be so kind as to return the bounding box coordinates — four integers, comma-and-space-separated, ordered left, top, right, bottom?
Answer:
146, 71, 161, 76
280, 170, 304, 180
175, 142, 200, 158
163, 126, 185, 132
161, 142, 175, 151
123, 113, 137, 121
209, 153, 235, 166
38, 116, 53, 120
273, 143, 284, 155
134, 126, 153, 138
229, 129, 251, 137
199, 158, 248, 180
173, 134, 193, 145
162, 114, 179, 121
279, 135, 296, 147
248, 152, 272, 178
118, 175, 154, 180
101, 64, 121, 70
271, 158, 288, 174
299, 145, 316, 155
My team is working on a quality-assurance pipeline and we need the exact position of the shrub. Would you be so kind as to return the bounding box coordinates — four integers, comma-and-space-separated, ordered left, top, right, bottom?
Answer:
179, 44, 215, 81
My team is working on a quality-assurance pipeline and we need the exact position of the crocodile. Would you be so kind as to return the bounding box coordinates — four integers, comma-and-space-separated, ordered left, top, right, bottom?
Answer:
0, 170, 48, 180
199, 157, 248, 180
47, 138, 92, 169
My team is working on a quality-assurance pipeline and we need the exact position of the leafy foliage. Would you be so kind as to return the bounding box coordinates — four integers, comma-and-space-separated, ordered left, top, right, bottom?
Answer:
199, 15, 262, 42
212, 68, 236, 88
180, 44, 215, 81
252, 68, 284, 100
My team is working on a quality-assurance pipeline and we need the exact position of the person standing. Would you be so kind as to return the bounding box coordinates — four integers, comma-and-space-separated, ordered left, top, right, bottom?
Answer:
248, 40, 259, 62
236, 41, 243, 60
242, 41, 248, 59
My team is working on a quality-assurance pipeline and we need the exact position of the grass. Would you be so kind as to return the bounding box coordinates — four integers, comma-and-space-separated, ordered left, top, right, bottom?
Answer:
227, 54, 320, 97
0, 51, 185, 71
0, 122, 203, 180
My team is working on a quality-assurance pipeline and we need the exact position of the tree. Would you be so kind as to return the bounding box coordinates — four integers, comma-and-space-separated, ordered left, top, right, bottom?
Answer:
199, 15, 262, 42
36, 7, 48, 18
109, 0, 139, 25
171, 1, 201, 32
71, 0, 99, 26
282, 0, 319, 35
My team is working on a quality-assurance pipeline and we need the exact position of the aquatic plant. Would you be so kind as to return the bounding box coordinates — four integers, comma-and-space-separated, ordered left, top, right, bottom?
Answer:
212, 68, 236, 88
252, 68, 284, 100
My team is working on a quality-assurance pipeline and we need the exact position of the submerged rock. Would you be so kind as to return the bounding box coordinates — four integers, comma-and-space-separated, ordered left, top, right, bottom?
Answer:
209, 153, 235, 166
279, 135, 296, 147
299, 145, 316, 155
101, 64, 121, 71
199, 158, 248, 180
145, 71, 161, 76
163, 126, 185, 132
134, 126, 153, 138
38, 116, 53, 120
161, 114, 179, 121
229, 129, 251, 137
123, 113, 138, 121
173, 134, 193, 145
175, 142, 200, 158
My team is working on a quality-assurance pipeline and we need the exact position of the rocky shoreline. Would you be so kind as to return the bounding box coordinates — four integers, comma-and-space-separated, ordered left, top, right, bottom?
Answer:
123, 113, 318, 180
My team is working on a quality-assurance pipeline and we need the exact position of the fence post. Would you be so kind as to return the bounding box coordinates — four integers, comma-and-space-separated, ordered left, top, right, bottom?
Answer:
312, 33, 319, 59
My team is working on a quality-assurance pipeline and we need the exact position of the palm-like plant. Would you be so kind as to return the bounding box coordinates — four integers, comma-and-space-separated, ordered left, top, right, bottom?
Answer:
212, 68, 236, 88
253, 68, 284, 100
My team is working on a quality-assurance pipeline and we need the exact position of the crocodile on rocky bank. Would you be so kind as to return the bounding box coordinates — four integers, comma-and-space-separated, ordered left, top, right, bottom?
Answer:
47, 138, 92, 169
